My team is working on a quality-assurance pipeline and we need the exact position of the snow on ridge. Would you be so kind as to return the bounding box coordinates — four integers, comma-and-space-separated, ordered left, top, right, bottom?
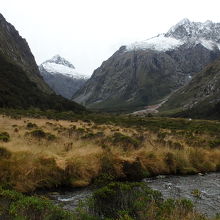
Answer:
126, 18, 220, 52
198, 39, 216, 50
126, 34, 183, 52
42, 62, 88, 79
46, 55, 75, 69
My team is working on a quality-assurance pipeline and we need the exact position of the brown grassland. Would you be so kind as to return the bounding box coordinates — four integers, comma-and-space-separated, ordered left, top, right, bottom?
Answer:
0, 114, 220, 193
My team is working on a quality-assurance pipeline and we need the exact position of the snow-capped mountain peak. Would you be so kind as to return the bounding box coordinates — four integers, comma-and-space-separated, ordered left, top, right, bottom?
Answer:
126, 19, 220, 52
46, 55, 75, 69
176, 18, 191, 26
40, 55, 88, 79
165, 18, 220, 40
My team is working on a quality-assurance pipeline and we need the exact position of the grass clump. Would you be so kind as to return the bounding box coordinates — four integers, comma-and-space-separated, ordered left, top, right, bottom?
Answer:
30, 129, 46, 137
191, 189, 202, 199
111, 132, 141, 150
0, 132, 10, 142
27, 129, 56, 141
26, 122, 38, 129
209, 139, 220, 148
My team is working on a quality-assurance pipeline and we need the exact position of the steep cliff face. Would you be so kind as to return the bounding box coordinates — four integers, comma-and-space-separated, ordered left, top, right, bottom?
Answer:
0, 13, 51, 94
0, 53, 85, 112
161, 58, 220, 119
39, 55, 88, 99
73, 19, 220, 112
0, 13, 85, 112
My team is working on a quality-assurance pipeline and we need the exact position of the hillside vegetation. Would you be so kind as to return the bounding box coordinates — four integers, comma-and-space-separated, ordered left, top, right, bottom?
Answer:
0, 54, 85, 112
161, 58, 220, 119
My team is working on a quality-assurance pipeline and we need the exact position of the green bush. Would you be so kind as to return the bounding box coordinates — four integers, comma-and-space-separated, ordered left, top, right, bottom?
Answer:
0, 132, 10, 142
209, 139, 220, 148
26, 122, 38, 129
112, 132, 140, 149
90, 182, 162, 219
88, 182, 204, 220
29, 129, 46, 138
27, 129, 56, 141
0, 188, 76, 220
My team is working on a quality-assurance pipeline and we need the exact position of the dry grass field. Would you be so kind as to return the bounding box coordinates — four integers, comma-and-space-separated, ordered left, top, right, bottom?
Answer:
0, 114, 220, 193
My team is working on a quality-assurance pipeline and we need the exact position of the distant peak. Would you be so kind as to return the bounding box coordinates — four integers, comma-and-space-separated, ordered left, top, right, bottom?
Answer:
165, 18, 220, 42
44, 55, 75, 69
204, 20, 213, 25
52, 54, 62, 60
167, 18, 191, 34
177, 18, 191, 26
126, 18, 220, 53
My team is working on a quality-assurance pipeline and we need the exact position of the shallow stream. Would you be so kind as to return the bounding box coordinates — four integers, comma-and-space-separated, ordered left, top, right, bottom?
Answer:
47, 172, 220, 217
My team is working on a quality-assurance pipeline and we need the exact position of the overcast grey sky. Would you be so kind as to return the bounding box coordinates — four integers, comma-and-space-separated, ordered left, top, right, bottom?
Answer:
1, 0, 220, 76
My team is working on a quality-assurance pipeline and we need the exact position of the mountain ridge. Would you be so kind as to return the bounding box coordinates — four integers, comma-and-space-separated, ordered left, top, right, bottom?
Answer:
160, 57, 220, 119
0, 13, 85, 112
126, 19, 220, 52
0, 13, 52, 94
73, 18, 220, 112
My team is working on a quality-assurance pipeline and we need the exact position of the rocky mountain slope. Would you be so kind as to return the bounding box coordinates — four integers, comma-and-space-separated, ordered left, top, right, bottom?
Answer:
161, 58, 220, 119
39, 55, 88, 99
0, 13, 85, 112
73, 19, 220, 112
0, 13, 51, 94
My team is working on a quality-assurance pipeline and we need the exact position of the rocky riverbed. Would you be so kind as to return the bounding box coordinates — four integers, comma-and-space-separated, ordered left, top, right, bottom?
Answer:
47, 173, 220, 218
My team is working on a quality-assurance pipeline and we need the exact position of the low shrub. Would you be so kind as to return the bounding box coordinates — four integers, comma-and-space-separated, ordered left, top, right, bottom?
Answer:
26, 122, 38, 129
88, 182, 204, 220
0, 132, 10, 142
112, 132, 140, 150
0, 188, 76, 220
209, 139, 220, 148
82, 131, 105, 140
90, 182, 162, 218
29, 129, 46, 138
27, 129, 56, 141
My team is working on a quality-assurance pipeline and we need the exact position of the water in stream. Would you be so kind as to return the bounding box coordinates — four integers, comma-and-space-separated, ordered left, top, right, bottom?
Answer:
48, 172, 220, 218
145, 172, 220, 217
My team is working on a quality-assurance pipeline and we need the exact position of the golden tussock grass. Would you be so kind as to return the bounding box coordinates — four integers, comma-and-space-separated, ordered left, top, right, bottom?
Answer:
0, 115, 220, 192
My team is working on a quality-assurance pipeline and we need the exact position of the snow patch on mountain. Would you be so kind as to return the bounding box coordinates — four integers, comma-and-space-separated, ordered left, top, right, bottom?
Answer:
41, 55, 88, 79
126, 34, 183, 51
126, 19, 220, 52
42, 62, 88, 79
